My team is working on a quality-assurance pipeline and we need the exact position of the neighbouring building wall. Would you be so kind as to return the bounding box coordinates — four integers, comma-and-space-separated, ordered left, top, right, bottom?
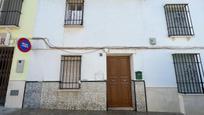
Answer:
4, 0, 38, 108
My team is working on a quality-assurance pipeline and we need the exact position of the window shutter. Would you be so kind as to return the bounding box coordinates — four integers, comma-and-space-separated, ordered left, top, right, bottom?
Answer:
0, 0, 23, 26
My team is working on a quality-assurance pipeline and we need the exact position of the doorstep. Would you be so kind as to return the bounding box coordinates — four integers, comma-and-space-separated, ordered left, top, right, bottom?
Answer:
108, 107, 134, 110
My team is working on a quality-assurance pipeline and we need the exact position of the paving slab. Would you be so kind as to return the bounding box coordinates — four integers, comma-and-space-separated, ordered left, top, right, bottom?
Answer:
0, 107, 17, 115
0, 109, 184, 115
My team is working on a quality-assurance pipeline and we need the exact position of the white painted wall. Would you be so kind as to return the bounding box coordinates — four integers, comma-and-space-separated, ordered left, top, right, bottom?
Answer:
134, 50, 204, 87
28, 49, 204, 87
33, 0, 204, 47
29, 0, 204, 87
27, 49, 106, 81
133, 50, 177, 87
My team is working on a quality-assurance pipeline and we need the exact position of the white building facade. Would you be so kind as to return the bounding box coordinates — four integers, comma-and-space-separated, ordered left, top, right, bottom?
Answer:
23, 0, 204, 115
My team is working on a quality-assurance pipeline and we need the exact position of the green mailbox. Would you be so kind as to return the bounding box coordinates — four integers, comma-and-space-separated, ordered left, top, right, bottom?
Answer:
135, 71, 143, 80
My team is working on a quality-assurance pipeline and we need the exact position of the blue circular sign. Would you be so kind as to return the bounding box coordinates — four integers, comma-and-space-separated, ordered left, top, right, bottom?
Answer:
17, 38, 32, 53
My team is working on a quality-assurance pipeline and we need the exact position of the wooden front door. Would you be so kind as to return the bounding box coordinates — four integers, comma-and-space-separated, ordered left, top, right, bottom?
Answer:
0, 47, 14, 105
107, 56, 132, 107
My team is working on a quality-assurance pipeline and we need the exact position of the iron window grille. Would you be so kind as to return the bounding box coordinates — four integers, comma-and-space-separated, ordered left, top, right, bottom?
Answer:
0, 0, 23, 26
173, 54, 204, 94
164, 4, 194, 37
64, 0, 84, 25
60, 56, 81, 89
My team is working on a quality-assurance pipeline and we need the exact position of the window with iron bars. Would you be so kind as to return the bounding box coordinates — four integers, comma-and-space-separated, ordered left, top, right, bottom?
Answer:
60, 56, 81, 89
64, 0, 84, 25
0, 0, 23, 26
172, 54, 204, 94
164, 4, 194, 37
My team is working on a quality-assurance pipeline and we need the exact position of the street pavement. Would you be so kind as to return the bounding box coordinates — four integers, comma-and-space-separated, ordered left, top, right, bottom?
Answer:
0, 108, 184, 115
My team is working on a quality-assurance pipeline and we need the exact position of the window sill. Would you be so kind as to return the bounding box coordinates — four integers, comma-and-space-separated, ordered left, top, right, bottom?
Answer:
64, 24, 84, 28
57, 89, 81, 92
169, 35, 194, 39
179, 93, 204, 96
0, 25, 20, 29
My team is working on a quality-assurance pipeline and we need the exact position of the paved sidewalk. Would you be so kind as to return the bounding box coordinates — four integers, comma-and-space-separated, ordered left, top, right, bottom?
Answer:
0, 109, 183, 115
0, 107, 17, 115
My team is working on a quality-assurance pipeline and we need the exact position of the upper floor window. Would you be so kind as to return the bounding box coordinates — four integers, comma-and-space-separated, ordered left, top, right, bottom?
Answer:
0, 0, 23, 26
64, 0, 84, 25
164, 4, 194, 37
173, 54, 204, 94
60, 56, 81, 89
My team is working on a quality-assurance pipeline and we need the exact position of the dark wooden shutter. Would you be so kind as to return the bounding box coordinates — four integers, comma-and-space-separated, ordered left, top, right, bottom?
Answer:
0, 0, 23, 26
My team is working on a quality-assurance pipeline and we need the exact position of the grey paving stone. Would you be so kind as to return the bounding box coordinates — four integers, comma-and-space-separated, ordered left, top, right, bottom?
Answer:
0, 107, 17, 115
